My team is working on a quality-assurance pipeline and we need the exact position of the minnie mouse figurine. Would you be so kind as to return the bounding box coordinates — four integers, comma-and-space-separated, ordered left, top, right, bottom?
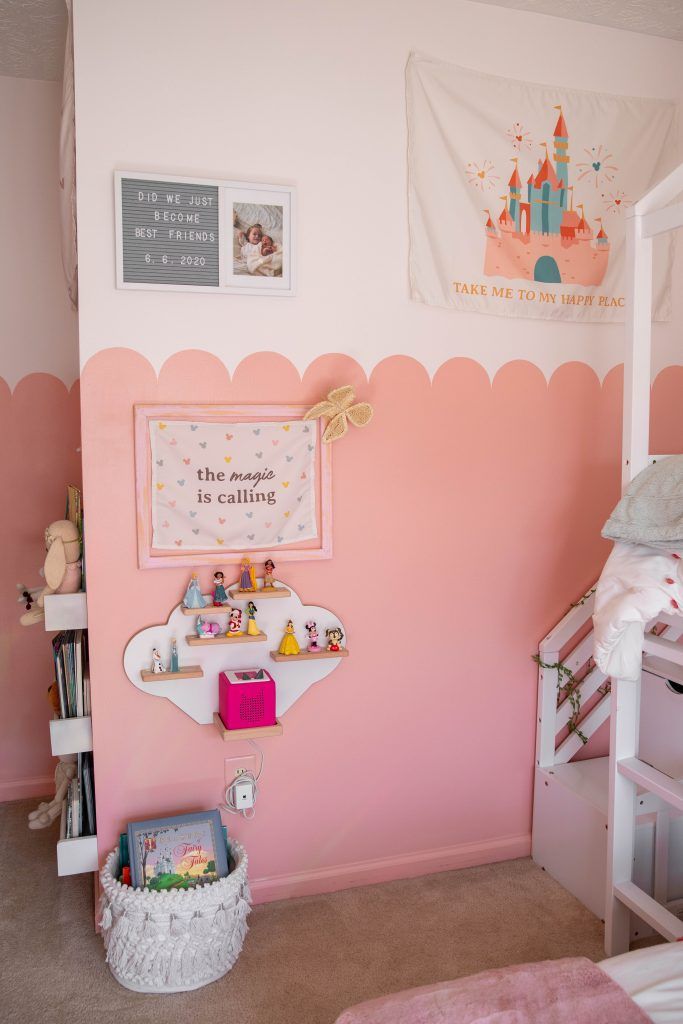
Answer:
305, 620, 321, 653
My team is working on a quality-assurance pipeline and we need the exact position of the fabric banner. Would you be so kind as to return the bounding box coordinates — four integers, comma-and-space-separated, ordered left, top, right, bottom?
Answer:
407, 54, 678, 322
150, 418, 317, 551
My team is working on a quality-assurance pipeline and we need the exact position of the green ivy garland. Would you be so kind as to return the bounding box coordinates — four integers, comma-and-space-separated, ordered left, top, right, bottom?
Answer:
532, 654, 610, 745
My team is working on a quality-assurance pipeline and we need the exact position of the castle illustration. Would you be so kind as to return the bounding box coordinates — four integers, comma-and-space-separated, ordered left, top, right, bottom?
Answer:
484, 108, 609, 286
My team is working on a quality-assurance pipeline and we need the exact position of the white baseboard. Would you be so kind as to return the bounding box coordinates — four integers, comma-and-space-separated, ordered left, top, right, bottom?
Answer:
0, 775, 54, 803
250, 832, 531, 904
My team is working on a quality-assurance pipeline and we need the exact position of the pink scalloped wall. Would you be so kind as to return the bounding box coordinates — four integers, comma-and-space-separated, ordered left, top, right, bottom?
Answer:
0, 376, 82, 799
75, 348, 683, 898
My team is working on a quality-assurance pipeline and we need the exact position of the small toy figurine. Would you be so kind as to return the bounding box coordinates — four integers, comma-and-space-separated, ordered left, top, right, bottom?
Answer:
238, 556, 256, 592
228, 607, 243, 635
305, 620, 321, 653
263, 558, 276, 589
151, 648, 166, 673
196, 615, 221, 639
246, 601, 260, 637
212, 570, 228, 606
278, 619, 300, 656
169, 638, 179, 673
325, 626, 344, 652
183, 573, 207, 609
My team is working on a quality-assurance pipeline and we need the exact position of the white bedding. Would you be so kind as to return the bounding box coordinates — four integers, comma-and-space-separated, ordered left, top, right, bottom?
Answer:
593, 541, 683, 681
601, 943, 683, 1024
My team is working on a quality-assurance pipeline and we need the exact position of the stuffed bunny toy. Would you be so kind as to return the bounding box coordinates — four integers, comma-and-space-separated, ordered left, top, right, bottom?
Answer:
20, 519, 82, 626
28, 755, 77, 829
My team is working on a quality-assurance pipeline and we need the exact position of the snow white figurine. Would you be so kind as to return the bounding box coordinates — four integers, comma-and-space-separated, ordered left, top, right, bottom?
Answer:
212, 570, 228, 606
238, 556, 256, 592
278, 619, 300, 656
246, 601, 260, 637
183, 572, 207, 609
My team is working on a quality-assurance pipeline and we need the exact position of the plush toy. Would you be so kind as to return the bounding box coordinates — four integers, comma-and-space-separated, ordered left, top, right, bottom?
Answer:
27, 755, 77, 829
20, 520, 82, 626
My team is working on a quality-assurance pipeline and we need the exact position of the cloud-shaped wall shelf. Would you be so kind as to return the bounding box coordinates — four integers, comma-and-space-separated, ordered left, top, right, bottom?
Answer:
123, 582, 346, 725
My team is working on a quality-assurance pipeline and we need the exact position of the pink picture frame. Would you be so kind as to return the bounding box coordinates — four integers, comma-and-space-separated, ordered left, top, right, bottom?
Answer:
134, 404, 332, 568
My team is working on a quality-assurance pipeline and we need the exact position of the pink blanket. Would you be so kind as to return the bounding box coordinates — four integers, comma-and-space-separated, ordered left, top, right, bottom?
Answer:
335, 957, 652, 1024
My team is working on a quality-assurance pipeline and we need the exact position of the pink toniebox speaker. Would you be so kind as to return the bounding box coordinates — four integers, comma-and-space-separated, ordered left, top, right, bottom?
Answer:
219, 668, 276, 730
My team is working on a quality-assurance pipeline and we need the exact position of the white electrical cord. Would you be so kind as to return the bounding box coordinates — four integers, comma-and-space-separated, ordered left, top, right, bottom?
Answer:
220, 740, 264, 820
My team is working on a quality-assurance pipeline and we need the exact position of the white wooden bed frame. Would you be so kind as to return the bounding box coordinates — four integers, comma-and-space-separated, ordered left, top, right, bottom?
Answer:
532, 163, 683, 956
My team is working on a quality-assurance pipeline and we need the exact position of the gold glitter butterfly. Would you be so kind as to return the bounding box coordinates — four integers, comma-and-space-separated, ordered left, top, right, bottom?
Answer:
304, 385, 374, 444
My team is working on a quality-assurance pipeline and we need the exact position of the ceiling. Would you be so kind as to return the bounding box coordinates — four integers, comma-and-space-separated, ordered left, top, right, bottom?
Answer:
0, 0, 66, 81
0, 0, 681, 83
470, 0, 683, 42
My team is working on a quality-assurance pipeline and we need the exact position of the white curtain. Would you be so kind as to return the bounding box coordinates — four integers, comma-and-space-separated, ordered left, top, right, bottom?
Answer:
60, 0, 78, 309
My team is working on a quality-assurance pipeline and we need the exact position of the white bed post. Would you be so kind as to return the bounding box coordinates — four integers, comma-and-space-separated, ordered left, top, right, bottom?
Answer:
621, 210, 652, 489
605, 675, 640, 956
606, 206, 651, 955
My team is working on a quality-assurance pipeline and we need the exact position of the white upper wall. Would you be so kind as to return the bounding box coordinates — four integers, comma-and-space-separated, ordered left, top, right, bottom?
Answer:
72, 0, 683, 382
0, 75, 78, 388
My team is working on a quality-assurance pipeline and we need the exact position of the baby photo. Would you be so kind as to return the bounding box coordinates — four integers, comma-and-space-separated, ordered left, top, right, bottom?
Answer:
232, 202, 284, 277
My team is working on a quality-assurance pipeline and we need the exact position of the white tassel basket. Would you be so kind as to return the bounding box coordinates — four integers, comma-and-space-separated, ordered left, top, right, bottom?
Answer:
99, 839, 250, 993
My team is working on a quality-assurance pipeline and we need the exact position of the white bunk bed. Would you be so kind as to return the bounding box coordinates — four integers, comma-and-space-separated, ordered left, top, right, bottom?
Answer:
532, 163, 683, 955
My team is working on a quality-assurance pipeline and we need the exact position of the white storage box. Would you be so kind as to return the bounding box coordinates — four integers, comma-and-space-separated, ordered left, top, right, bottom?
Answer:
99, 839, 250, 993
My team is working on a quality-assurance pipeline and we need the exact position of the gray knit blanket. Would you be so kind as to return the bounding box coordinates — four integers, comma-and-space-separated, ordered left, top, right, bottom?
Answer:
602, 455, 683, 549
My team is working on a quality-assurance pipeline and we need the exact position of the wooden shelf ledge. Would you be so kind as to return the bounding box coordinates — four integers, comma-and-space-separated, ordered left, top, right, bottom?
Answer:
228, 587, 291, 600
212, 713, 283, 741
181, 600, 227, 616
140, 666, 204, 682
270, 648, 349, 663
186, 632, 267, 647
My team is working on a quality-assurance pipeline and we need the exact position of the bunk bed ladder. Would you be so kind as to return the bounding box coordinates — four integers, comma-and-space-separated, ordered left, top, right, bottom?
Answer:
606, 162, 683, 955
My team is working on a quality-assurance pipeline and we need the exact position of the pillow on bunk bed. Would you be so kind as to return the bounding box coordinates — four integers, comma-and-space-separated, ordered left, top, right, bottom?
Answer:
602, 455, 683, 550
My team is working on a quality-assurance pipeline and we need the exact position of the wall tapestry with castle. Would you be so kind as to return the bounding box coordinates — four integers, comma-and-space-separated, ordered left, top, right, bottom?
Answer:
406, 54, 677, 323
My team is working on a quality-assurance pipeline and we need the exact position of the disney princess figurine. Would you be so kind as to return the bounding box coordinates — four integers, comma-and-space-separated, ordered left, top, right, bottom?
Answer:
228, 607, 243, 635
305, 620, 321, 653
246, 601, 260, 637
151, 648, 166, 673
325, 626, 344, 652
212, 570, 228, 606
196, 615, 220, 639
183, 573, 207, 609
278, 619, 300, 656
263, 558, 276, 589
169, 638, 179, 673
238, 556, 256, 592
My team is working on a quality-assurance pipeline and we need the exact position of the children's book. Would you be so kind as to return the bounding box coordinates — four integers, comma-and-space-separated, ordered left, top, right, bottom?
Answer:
127, 811, 229, 890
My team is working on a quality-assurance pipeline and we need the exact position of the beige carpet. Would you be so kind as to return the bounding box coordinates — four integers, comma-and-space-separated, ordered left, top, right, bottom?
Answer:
0, 798, 605, 1024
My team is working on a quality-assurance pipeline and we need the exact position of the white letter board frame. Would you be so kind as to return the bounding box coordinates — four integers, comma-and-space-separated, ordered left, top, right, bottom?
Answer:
114, 170, 296, 296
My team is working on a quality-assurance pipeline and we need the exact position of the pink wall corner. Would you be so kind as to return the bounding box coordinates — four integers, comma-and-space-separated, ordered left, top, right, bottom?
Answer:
0, 374, 82, 799
80, 348, 638, 896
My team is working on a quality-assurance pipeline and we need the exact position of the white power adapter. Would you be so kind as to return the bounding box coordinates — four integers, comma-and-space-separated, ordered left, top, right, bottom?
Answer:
220, 742, 263, 820
234, 778, 255, 810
